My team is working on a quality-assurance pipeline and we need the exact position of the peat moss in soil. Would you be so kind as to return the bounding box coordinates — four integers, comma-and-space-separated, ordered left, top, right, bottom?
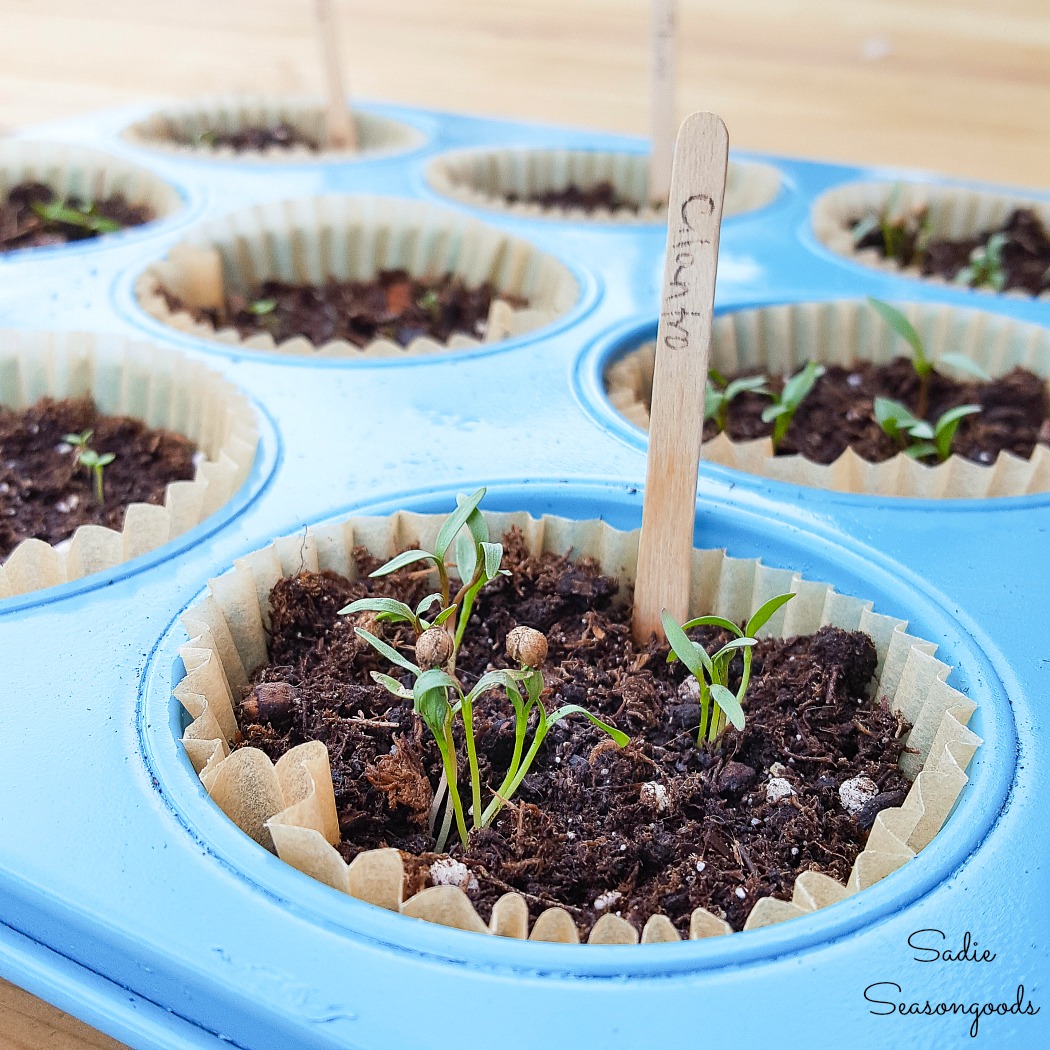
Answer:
0, 396, 197, 559
0, 182, 153, 253
235, 531, 913, 936
164, 269, 527, 349
699, 356, 1049, 467
852, 207, 1050, 297
504, 182, 643, 213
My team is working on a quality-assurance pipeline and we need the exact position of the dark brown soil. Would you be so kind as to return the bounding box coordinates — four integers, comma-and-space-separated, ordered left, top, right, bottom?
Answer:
852, 206, 1050, 296
0, 396, 197, 559
190, 122, 320, 153
164, 269, 527, 349
505, 182, 641, 213
235, 533, 912, 936
0, 182, 153, 253
696, 357, 1049, 466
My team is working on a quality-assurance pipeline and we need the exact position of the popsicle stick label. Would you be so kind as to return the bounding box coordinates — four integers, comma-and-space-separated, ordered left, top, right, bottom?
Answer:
649, 0, 676, 204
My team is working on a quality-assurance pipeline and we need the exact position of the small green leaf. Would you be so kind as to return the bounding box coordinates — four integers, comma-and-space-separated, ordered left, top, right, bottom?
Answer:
413, 668, 459, 699
339, 596, 417, 621
868, 298, 928, 372
434, 488, 486, 560
415, 592, 442, 617
760, 402, 789, 424
661, 611, 708, 679
481, 541, 503, 582
248, 298, 277, 315
704, 381, 724, 423
354, 627, 420, 674
933, 403, 981, 460
680, 614, 743, 637
369, 549, 437, 577
904, 441, 937, 460
544, 705, 628, 748
370, 672, 413, 699
432, 604, 458, 628
467, 667, 530, 703
710, 684, 745, 731
96, 452, 115, 467
745, 592, 796, 636
938, 352, 990, 381
779, 361, 825, 411
415, 686, 451, 736
724, 375, 772, 401
709, 636, 758, 665
455, 529, 477, 584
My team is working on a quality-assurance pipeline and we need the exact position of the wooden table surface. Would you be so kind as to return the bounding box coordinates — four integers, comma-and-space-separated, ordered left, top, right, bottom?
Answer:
0, 1, 1047, 1046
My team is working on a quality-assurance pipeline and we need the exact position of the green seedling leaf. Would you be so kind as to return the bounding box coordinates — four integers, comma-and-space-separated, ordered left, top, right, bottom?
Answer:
369, 549, 437, 577
466, 667, 530, 704
370, 672, 413, 700
413, 668, 459, 698
432, 604, 458, 628
745, 592, 796, 636
874, 397, 932, 441
434, 488, 487, 559
32, 200, 122, 234
709, 636, 758, 664
415, 593, 442, 617
661, 611, 709, 678
680, 614, 743, 636
248, 298, 277, 315
339, 596, 417, 622
354, 627, 420, 674
544, 705, 628, 748
63, 429, 92, 447
704, 380, 723, 422
937, 353, 991, 381
867, 298, 929, 374
904, 441, 937, 460
481, 541, 503, 582
933, 403, 981, 460
709, 683, 745, 731
780, 360, 826, 409
415, 686, 452, 736
455, 529, 477, 585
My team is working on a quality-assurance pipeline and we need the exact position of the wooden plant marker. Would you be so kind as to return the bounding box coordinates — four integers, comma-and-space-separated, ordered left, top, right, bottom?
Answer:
648, 0, 676, 206
315, 0, 357, 150
633, 112, 729, 644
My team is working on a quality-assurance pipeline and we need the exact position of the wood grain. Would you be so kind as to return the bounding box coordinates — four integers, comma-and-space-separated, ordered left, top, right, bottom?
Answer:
634, 112, 728, 643
648, 0, 676, 203
314, 0, 356, 149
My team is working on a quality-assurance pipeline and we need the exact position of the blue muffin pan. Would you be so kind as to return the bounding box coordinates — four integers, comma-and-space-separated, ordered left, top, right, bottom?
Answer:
1, 101, 1047, 1049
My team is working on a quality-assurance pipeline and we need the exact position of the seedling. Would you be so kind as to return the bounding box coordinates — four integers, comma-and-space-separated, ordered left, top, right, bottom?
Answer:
248, 297, 277, 315
851, 183, 931, 264
662, 593, 795, 747
704, 372, 771, 432
955, 233, 1008, 292
31, 199, 122, 235
874, 397, 981, 462
63, 429, 116, 505
867, 297, 990, 418
760, 361, 825, 451
340, 489, 627, 851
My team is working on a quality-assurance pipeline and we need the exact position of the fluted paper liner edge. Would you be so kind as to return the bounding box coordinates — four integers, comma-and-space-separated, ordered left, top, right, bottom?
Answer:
0, 331, 258, 599
426, 148, 781, 225
811, 180, 1050, 303
176, 509, 980, 943
136, 195, 579, 358
122, 96, 424, 164
0, 140, 182, 226
604, 299, 1050, 499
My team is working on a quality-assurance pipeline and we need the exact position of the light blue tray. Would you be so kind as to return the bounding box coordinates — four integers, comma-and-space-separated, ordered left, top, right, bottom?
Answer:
1, 101, 1047, 1049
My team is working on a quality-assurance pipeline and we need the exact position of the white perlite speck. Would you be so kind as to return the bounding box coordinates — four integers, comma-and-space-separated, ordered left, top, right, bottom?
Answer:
678, 677, 700, 701
639, 781, 669, 813
735, 887, 747, 900
839, 775, 879, 816
766, 777, 795, 803
429, 858, 478, 892
593, 890, 622, 911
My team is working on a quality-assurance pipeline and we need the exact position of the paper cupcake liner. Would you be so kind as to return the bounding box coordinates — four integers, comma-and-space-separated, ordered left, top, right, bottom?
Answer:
122, 96, 424, 164
812, 180, 1050, 302
0, 331, 258, 600
136, 195, 580, 358
425, 148, 781, 224
175, 509, 980, 944
0, 140, 182, 231
605, 300, 1050, 499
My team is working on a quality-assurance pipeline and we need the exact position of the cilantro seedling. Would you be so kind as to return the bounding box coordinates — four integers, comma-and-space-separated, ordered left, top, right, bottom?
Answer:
955, 233, 1008, 292
31, 200, 122, 235
417, 289, 440, 318
248, 297, 277, 315
874, 397, 981, 462
662, 593, 795, 747
63, 429, 116, 504
867, 297, 990, 417
852, 183, 930, 264
760, 361, 825, 451
340, 489, 627, 850
705, 373, 771, 432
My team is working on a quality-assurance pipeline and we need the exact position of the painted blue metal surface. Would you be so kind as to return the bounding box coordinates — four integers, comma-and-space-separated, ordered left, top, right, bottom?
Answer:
0, 101, 1047, 1050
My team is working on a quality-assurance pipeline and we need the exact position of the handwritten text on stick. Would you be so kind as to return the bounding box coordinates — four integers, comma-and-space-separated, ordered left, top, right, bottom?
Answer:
661, 193, 716, 352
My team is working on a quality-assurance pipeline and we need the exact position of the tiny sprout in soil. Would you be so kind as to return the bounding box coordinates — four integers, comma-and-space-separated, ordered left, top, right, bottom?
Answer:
851, 182, 930, 263
32, 199, 122, 235
705, 371, 770, 432
760, 361, 825, 451
867, 297, 989, 417
956, 233, 1009, 292
662, 592, 795, 747
339, 488, 627, 851
63, 429, 116, 505
874, 398, 981, 463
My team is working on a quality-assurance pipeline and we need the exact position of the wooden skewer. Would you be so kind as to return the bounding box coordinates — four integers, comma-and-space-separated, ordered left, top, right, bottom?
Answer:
648, 0, 676, 206
315, 0, 357, 150
633, 112, 729, 644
